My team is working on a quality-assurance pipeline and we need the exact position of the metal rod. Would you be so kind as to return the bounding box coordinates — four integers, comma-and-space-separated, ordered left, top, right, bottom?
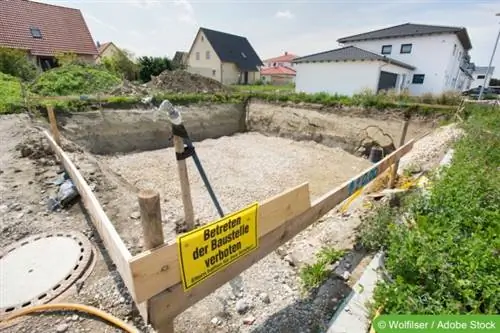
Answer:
183, 138, 225, 218
478, 16, 500, 100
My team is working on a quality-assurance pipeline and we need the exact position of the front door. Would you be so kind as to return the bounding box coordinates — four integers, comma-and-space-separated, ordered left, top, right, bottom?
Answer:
243, 71, 249, 84
377, 71, 398, 92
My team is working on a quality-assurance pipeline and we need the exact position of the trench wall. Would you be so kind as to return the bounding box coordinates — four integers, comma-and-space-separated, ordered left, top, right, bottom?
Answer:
58, 103, 246, 154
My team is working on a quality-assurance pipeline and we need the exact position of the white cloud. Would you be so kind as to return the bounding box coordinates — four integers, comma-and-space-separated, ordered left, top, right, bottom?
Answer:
84, 13, 119, 32
174, 0, 197, 25
275, 10, 294, 19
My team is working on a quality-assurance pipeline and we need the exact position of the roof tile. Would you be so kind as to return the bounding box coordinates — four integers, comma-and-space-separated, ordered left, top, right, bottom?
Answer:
0, 0, 98, 56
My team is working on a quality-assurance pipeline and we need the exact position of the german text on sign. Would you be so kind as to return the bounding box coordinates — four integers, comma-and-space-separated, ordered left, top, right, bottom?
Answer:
177, 203, 259, 290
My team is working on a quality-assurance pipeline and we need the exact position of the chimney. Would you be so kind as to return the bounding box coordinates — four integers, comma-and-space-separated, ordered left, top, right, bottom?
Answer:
285, 51, 288, 55
96, 41, 101, 48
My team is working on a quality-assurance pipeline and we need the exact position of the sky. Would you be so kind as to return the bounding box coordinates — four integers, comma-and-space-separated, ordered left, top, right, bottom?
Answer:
40, 0, 500, 69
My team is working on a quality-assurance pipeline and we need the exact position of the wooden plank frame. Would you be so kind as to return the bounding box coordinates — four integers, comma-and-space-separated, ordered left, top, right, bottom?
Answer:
42, 119, 415, 332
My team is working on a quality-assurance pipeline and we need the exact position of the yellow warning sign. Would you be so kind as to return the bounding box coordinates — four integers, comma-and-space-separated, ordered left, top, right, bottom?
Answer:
177, 203, 259, 291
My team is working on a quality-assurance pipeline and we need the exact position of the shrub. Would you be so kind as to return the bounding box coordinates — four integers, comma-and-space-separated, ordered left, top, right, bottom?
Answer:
0, 47, 37, 81
0, 72, 24, 114
101, 49, 139, 81
373, 105, 500, 314
138, 56, 173, 83
30, 65, 121, 96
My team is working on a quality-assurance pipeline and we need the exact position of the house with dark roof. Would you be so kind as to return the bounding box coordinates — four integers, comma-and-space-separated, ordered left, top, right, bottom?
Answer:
186, 28, 263, 85
172, 51, 189, 69
0, 0, 98, 71
293, 23, 475, 96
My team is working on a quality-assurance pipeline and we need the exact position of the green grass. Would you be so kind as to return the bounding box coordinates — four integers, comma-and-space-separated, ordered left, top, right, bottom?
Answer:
232, 83, 295, 92
371, 103, 500, 315
29, 64, 121, 96
0, 72, 24, 114
300, 247, 345, 290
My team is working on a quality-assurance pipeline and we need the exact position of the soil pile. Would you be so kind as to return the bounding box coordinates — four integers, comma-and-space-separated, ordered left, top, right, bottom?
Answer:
147, 70, 229, 93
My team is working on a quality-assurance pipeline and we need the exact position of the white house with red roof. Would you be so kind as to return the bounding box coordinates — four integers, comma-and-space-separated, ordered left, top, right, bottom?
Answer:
261, 52, 298, 85
0, 0, 98, 71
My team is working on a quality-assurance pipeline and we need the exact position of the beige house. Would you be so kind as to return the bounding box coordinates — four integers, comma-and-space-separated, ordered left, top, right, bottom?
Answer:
187, 28, 263, 85
95, 42, 121, 63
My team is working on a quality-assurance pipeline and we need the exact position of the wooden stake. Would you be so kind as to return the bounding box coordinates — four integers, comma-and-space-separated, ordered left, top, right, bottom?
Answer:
389, 117, 410, 189
173, 136, 195, 231
47, 105, 61, 146
137, 189, 173, 333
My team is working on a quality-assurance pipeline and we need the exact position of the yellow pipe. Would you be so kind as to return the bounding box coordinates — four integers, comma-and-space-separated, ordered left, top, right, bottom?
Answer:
1, 303, 140, 333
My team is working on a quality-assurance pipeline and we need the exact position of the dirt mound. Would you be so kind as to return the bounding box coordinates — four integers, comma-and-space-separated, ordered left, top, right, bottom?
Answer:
15, 128, 54, 161
147, 70, 229, 93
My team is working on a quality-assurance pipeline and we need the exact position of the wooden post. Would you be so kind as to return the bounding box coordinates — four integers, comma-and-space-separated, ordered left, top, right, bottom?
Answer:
137, 189, 173, 333
47, 105, 61, 146
389, 116, 410, 189
173, 136, 195, 230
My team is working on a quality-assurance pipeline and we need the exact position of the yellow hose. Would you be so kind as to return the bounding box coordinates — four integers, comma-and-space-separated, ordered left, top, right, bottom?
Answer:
1, 303, 140, 333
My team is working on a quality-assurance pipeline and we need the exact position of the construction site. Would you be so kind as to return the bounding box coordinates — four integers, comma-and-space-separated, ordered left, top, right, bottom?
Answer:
1, 70, 467, 333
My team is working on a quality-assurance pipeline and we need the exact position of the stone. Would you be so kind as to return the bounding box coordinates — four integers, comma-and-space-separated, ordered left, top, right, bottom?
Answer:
235, 299, 250, 314
259, 292, 270, 304
130, 211, 141, 219
210, 317, 222, 326
71, 314, 79, 321
342, 271, 351, 281
243, 316, 256, 325
56, 323, 69, 332
283, 254, 296, 267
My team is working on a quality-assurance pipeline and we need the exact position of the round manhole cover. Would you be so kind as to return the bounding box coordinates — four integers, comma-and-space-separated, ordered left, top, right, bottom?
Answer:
0, 232, 93, 317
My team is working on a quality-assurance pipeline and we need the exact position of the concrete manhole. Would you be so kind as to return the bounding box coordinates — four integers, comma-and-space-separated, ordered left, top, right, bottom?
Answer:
0, 231, 93, 317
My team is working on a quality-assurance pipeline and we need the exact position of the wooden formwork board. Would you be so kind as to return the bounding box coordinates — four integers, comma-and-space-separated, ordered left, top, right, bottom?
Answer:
129, 182, 312, 303
128, 138, 416, 305
43, 131, 134, 293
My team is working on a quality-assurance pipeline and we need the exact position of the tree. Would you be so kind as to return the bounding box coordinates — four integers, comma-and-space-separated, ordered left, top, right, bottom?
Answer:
0, 47, 37, 81
102, 49, 139, 81
137, 56, 173, 83
489, 78, 500, 86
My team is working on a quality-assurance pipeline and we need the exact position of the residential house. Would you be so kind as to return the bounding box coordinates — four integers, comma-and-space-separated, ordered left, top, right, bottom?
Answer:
172, 51, 188, 69
294, 23, 474, 96
261, 66, 296, 85
470, 66, 495, 89
261, 52, 298, 85
187, 28, 263, 85
0, 0, 98, 71
96, 41, 121, 63
263, 52, 298, 68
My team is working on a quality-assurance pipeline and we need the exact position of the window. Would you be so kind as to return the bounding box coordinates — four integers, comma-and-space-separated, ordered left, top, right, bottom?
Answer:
201, 36, 204, 42
195, 52, 200, 60
381, 45, 392, 55
400, 43, 412, 54
453, 44, 457, 56
477, 75, 485, 79
241, 52, 247, 59
212, 69, 216, 76
412, 74, 425, 84
30, 27, 42, 38
206, 51, 210, 60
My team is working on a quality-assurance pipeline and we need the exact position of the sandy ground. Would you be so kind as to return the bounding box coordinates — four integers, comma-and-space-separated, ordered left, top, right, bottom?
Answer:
0, 105, 460, 333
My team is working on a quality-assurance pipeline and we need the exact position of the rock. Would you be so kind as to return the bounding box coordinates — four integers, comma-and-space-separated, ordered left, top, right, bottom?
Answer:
210, 317, 222, 326
341, 271, 351, 281
71, 314, 79, 321
243, 316, 256, 325
56, 323, 69, 332
259, 292, 270, 304
130, 211, 141, 219
283, 254, 297, 267
17, 212, 24, 219
235, 299, 250, 314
